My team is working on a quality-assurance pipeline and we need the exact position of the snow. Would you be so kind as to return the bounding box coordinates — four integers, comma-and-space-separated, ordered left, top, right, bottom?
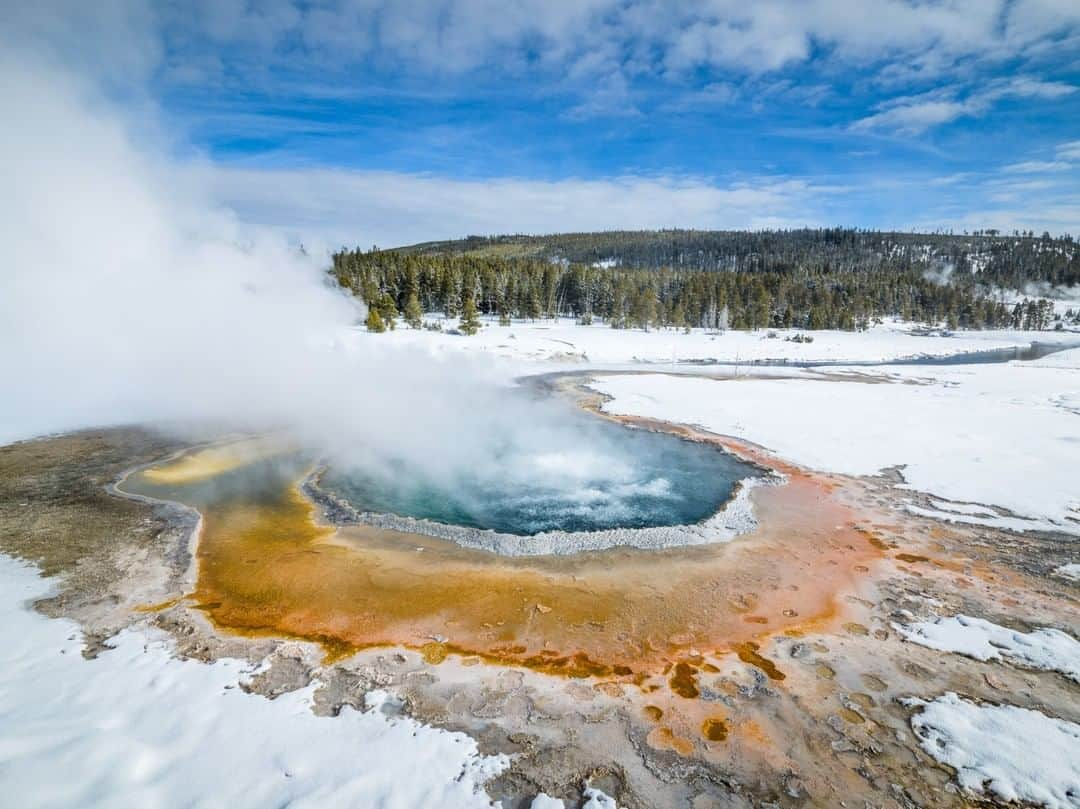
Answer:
368, 315, 1079, 368
897, 615, 1080, 682
529, 788, 621, 809
0, 553, 507, 808
590, 357, 1080, 534
904, 504, 1058, 534
1030, 346, 1080, 369
530, 794, 566, 809
1057, 563, 1080, 581
910, 693, 1080, 809
582, 787, 622, 809
928, 498, 996, 517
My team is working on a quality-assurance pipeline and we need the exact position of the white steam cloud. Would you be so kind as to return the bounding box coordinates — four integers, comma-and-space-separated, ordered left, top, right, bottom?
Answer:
0, 43, 707, 525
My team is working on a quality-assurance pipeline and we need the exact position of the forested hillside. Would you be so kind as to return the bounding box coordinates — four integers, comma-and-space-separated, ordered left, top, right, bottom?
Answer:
332, 229, 1079, 332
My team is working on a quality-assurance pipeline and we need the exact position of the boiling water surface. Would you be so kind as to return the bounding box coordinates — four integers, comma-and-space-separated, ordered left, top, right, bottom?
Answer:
319, 414, 757, 535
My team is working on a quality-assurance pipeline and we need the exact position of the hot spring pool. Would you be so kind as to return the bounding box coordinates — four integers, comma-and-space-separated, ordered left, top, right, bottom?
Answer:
319, 415, 760, 537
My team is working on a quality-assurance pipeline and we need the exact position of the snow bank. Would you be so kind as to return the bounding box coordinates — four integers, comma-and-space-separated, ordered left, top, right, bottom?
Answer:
1057, 563, 1080, 581
0, 553, 506, 808
911, 693, 1080, 809
591, 360, 1080, 534
897, 615, 1080, 682
364, 315, 1077, 367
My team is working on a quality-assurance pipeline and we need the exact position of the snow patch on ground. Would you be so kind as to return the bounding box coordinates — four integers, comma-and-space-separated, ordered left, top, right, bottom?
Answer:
583, 787, 622, 809
897, 614, 1080, 682
0, 553, 507, 808
904, 504, 1058, 534
1056, 563, 1080, 581
530, 794, 567, 809
927, 498, 997, 517
529, 788, 621, 809
910, 693, 1080, 809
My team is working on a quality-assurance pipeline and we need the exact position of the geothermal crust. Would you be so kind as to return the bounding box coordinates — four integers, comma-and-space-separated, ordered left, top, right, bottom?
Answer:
3, 368, 1079, 809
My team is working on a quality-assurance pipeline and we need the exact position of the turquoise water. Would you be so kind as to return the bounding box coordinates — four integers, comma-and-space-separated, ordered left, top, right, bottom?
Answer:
320, 414, 758, 536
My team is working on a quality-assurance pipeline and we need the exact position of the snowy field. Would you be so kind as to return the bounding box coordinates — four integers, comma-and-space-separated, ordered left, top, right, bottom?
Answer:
368, 314, 1079, 367
0, 554, 507, 809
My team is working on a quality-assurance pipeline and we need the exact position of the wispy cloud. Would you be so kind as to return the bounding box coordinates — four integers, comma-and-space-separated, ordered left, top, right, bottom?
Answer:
1057, 140, 1080, 161
852, 77, 1076, 135
1003, 160, 1073, 173
852, 98, 972, 136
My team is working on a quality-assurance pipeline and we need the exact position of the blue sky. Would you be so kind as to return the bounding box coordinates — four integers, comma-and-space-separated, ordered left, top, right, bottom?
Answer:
9, 1, 1080, 246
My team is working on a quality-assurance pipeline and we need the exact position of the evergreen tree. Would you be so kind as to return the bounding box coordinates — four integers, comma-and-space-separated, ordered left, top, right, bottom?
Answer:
365, 307, 386, 333
404, 292, 423, 329
525, 287, 542, 321
631, 287, 657, 331
459, 296, 481, 335
376, 292, 398, 329
671, 302, 686, 331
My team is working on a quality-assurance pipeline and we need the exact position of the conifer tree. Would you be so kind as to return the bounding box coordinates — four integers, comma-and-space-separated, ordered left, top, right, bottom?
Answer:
376, 291, 398, 330
459, 296, 481, 335
631, 286, 657, 331
404, 292, 423, 329
365, 307, 386, 333
671, 302, 686, 331
525, 287, 541, 321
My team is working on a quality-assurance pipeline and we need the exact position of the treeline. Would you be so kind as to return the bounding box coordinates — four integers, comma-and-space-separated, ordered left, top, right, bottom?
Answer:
332, 248, 1028, 332
402, 228, 1080, 289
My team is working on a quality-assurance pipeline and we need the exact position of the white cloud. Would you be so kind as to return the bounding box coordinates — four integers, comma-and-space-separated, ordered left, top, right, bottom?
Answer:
1057, 140, 1080, 161
142, 1, 1080, 90
852, 77, 1076, 135
1003, 160, 1073, 173
203, 166, 839, 250
852, 99, 973, 135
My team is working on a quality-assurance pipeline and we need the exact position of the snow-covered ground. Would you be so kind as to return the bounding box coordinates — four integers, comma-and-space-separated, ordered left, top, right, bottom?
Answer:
910, 693, 1080, 809
897, 615, 1080, 682
0, 554, 507, 808
590, 355, 1080, 535
368, 315, 1079, 367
